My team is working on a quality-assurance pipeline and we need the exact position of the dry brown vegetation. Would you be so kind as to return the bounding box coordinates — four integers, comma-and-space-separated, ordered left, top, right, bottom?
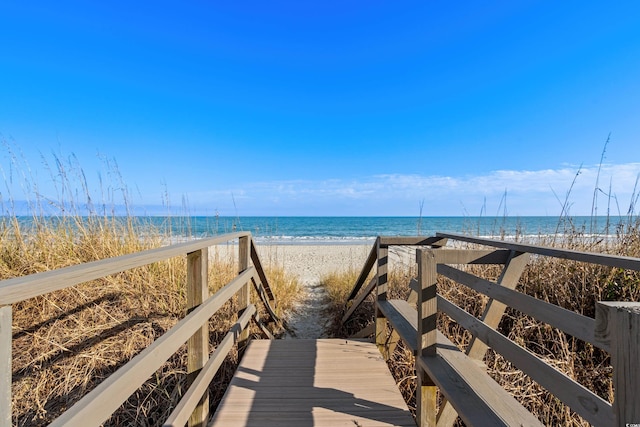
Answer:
2, 214, 300, 426
0, 145, 301, 425
323, 222, 640, 426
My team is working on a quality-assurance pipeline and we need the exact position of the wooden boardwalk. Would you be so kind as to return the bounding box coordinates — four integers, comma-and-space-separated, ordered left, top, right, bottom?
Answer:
210, 339, 415, 427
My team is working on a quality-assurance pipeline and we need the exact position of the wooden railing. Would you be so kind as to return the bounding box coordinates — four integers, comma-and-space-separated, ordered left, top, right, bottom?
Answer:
343, 234, 640, 427
0, 232, 279, 427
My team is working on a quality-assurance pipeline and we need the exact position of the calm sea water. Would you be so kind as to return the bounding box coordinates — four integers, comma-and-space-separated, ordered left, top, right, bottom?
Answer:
128, 216, 634, 244
12, 215, 635, 244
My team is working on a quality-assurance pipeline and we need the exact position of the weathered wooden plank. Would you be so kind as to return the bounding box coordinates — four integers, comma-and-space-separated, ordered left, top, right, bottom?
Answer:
186, 248, 209, 427
0, 305, 11, 427
417, 332, 544, 427
436, 232, 640, 271
438, 263, 604, 350
595, 302, 640, 426
438, 250, 529, 427
375, 239, 389, 352
163, 305, 255, 427
417, 249, 437, 357
49, 267, 255, 427
250, 239, 275, 302
211, 339, 414, 427
416, 249, 438, 427
350, 322, 375, 338
250, 276, 279, 326
377, 299, 417, 352
433, 249, 512, 265
379, 236, 447, 248
345, 240, 378, 302
342, 276, 376, 324
438, 295, 613, 426
0, 231, 250, 305
252, 312, 275, 339
238, 236, 251, 347
208, 412, 417, 427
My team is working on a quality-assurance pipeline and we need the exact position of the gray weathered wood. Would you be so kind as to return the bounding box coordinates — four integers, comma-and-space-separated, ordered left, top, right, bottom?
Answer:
186, 249, 209, 427
250, 239, 275, 302
416, 332, 544, 427
342, 276, 377, 324
346, 241, 378, 302
437, 250, 528, 426
49, 267, 255, 427
350, 322, 375, 339
437, 232, 640, 271
211, 339, 415, 427
251, 276, 279, 326
252, 312, 275, 340
595, 302, 640, 426
376, 299, 417, 352
438, 263, 604, 351
375, 238, 389, 352
416, 249, 438, 427
434, 249, 512, 265
164, 304, 256, 427
417, 249, 437, 357
379, 236, 448, 248
438, 295, 613, 426
238, 236, 251, 347
0, 305, 11, 427
0, 232, 250, 305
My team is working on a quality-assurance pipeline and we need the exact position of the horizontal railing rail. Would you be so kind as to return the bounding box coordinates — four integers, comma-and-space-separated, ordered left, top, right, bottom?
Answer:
0, 232, 277, 427
343, 234, 640, 427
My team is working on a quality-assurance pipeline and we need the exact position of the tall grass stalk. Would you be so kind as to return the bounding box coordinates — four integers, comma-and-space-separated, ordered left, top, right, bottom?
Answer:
323, 225, 640, 426
1, 145, 300, 426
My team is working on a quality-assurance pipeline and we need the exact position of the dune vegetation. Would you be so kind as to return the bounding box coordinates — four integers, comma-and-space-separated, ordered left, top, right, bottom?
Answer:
0, 147, 300, 426
322, 218, 640, 426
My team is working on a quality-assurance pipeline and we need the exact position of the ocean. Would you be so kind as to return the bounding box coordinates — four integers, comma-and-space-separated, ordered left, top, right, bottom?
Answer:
124, 215, 634, 245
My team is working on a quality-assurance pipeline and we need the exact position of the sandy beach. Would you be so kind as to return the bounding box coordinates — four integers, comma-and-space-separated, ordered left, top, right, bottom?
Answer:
211, 243, 417, 338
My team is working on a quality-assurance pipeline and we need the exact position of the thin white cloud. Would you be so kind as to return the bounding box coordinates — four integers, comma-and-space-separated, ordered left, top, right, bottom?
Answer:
189, 163, 640, 216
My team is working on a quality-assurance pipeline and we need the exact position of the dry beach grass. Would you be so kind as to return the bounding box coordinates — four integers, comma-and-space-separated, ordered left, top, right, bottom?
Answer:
2, 215, 300, 426
322, 223, 640, 426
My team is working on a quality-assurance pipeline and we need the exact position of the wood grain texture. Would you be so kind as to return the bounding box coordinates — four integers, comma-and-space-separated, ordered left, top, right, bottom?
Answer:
342, 276, 377, 324
438, 263, 603, 350
0, 232, 250, 305
439, 295, 613, 426
187, 248, 209, 427
595, 302, 640, 426
417, 332, 543, 427
48, 267, 255, 427
0, 306, 11, 427
210, 339, 415, 427
436, 232, 640, 271
164, 305, 256, 427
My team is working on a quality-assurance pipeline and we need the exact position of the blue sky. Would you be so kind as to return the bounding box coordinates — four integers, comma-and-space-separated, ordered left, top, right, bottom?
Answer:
1, 1, 640, 216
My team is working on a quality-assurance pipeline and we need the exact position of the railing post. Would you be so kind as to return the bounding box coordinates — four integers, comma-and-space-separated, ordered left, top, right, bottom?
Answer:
375, 237, 388, 352
1, 305, 11, 427
416, 249, 437, 427
238, 236, 251, 348
595, 301, 640, 427
187, 248, 209, 427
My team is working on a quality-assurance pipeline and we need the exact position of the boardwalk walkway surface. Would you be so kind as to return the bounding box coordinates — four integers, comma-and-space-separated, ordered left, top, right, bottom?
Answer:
210, 339, 415, 426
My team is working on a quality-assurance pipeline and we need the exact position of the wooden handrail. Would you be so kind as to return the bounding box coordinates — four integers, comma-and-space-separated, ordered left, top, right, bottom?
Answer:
0, 231, 250, 305
0, 231, 278, 427
358, 234, 640, 426
48, 267, 256, 427
437, 231, 640, 270
164, 304, 256, 427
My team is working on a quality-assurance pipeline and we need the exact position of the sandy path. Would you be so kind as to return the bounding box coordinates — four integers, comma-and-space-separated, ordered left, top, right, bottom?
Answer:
213, 244, 416, 338
260, 245, 372, 338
